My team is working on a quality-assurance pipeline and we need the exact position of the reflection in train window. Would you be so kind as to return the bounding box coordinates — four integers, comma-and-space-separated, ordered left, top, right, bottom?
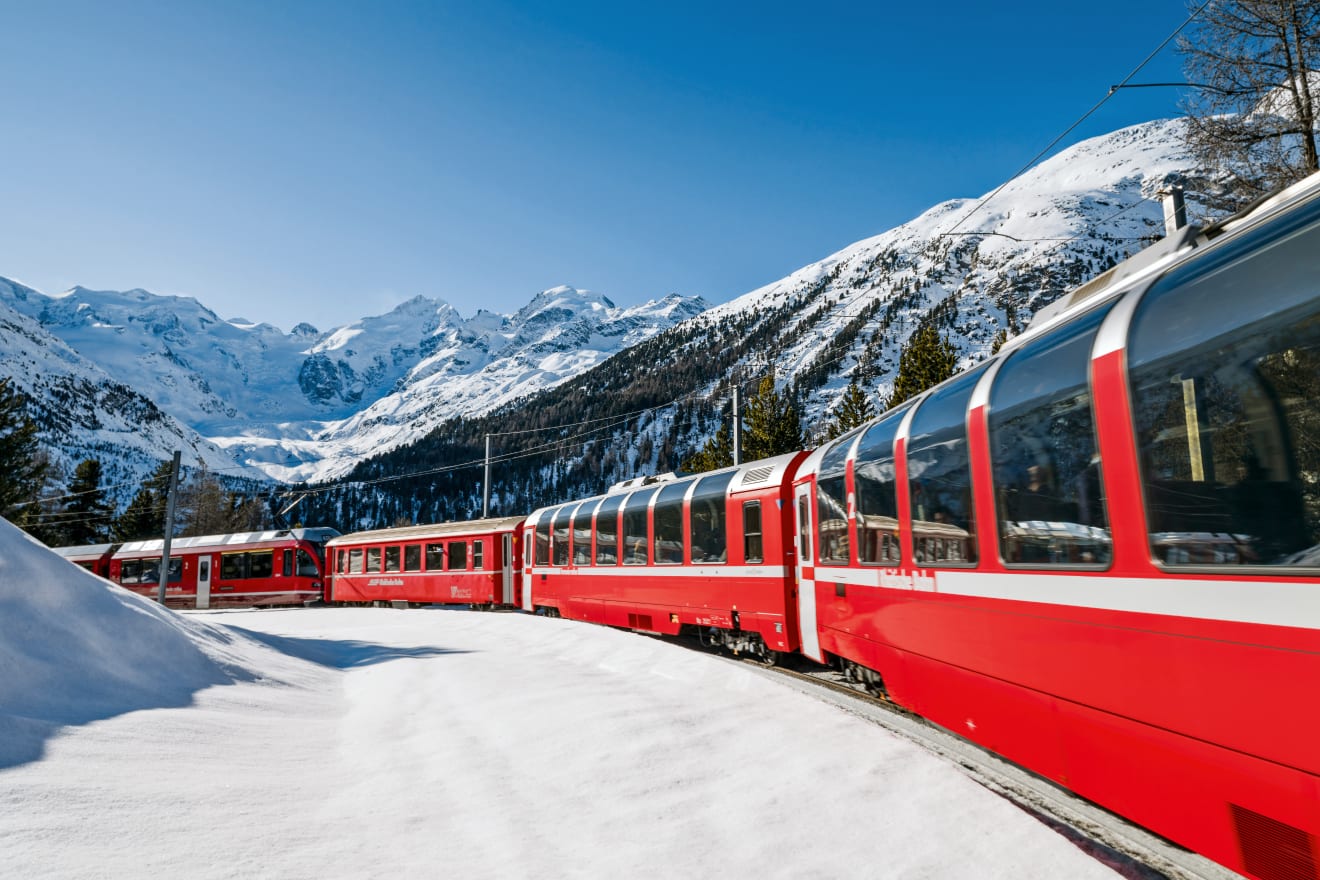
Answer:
744, 501, 764, 563
572, 501, 596, 565
594, 494, 625, 565
552, 506, 572, 566
854, 404, 911, 565
622, 489, 657, 565
535, 514, 552, 566
906, 365, 987, 566
653, 481, 691, 565
690, 472, 735, 564
817, 429, 859, 564
1129, 202, 1320, 568
990, 306, 1112, 567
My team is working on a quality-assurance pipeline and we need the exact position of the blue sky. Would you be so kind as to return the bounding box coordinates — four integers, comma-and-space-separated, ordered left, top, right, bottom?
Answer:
0, 1, 1193, 331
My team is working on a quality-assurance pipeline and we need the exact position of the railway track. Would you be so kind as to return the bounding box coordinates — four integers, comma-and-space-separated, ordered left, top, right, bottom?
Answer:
731, 654, 1245, 880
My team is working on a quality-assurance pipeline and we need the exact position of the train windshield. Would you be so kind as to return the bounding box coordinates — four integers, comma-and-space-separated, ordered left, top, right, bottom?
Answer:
1130, 197, 1320, 569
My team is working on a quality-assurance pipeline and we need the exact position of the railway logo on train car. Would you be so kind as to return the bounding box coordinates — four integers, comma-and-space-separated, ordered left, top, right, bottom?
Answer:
877, 569, 936, 592
367, 578, 404, 587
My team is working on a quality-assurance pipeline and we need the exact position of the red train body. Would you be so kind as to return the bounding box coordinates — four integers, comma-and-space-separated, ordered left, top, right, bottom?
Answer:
106, 528, 338, 609
325, 516, 523, 608
51, 542, 118, 578
522, 452, 805, 660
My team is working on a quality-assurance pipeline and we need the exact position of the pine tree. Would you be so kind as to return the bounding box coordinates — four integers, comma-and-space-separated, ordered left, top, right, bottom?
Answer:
62, 458, 114, 545
681, 423, 734, 474
112, 459, 176, 542
0, 377, 47, 520
825, 380, 877, 440
888, 325, 958, 409
743, 374, 803, 462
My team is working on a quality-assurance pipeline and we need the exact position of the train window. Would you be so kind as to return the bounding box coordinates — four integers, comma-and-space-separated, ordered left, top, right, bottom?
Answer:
448, 541, 468, 570
249, 552, 274, 579
623, 489, 657, 565
283, 549, 294, 577
349, 548, 364, 574
222, 553, 247, 580
335, 550, 345, 574
119, 559, 142, 584
743, 501, 763, 563
297, 549, 319, 577
473, 540, 484, 569
690, 471, 735, 564
653, 480, 690, 565
535, 513, 552, 566
384, 546, 401, 573
572, 502, 595, 565
404, 545, 421, 572
425, 542, 444, 571
551, 507, 573, 566
855, 403, 912, 565
817, 430, 859, 564
906, 365, 987, 566
990, 306, 1112, 567
1129, 201, 1320, 568
365, 547, 381, 573
594, 494, 625, 565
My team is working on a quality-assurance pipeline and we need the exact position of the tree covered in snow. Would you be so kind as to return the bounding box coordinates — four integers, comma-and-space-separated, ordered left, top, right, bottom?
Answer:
743, 374, 803, 462
0, 377, 47, 523
824, 380, 878, 440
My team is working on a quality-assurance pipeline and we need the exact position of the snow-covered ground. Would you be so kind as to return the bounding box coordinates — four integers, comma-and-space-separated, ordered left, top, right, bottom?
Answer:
0, 518, 1124, 878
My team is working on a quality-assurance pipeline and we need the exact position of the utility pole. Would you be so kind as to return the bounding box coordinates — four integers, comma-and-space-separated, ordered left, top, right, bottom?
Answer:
483, 434, 491, 519
732, 386, 742, 466
156, 449, 181, 605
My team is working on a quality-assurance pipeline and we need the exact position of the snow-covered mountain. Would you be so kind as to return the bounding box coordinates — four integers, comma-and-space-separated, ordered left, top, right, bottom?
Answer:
0, 278, 707, 485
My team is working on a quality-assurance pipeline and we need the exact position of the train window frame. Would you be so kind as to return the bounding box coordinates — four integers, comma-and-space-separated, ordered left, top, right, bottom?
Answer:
384, 546, 401, 573
1127, 200, 1320, 574
816, 429, 860, 565
690, 471, 735, 565
282, 549, 294, 577
594, 493, 626, 566
743, 501, 764, 564
249, 551, 274, 579
854, 403, 912, 567
572, 501, 596, 566
404, 545, 421, 572
905, 365, 989, 569
365, 547, 382, 573
349, 548, 364, 574
989, 305, 1113, 571
425, 542, 444, 571
652, 480, 691, 565
535, 512, 553, 567
552, 506, 573, 567
473, 540, 484, 570
296, 549, 319, 577
448, 541, 468, 571
222, 552, 249, 580
622, 489, 657, 565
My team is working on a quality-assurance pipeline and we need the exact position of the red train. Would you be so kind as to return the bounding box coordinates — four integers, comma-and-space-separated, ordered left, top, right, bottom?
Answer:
510, 173, 1320, 880
325, 516, 523, 608
77, 528, 339, 608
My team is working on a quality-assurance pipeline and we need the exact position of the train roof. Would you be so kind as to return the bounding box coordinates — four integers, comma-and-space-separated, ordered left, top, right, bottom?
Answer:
114, 527, 340, 556
326, 515, 526, 547
51, 543, 119, 559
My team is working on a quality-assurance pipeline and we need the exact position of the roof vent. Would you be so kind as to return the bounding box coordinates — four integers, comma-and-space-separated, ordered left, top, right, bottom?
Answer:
742, 466, 775, 485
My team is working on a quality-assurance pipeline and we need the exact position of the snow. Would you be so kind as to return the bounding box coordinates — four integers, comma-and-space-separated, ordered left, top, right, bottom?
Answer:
0, 517, 1123, 878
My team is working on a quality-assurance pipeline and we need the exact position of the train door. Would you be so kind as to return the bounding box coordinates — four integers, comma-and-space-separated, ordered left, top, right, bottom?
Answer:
794, 482, 823, 662
502, 533, 514, 605
521, 527, 535, 610
196, 555, 212, 610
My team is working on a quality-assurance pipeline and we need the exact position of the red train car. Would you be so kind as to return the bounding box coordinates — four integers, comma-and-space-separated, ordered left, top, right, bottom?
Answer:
51, 542, 118, 578
522, 452, 806, 661
792, 174, 1320, 879
326, 516, 524, 608
109, 528, 339, 609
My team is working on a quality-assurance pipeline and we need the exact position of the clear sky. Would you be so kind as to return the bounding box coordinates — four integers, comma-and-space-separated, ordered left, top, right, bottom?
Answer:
0, 1, 1193, 332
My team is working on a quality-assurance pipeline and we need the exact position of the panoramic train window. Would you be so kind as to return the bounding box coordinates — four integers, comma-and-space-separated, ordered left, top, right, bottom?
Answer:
594, 494, 625, 565
1129, 201, 1320, 568
552, 506, 573, 566
854, 403, 912, 565
349, 548, 364, 574
817, 430, 860, 564
572, 502, 595, 565
743, 501, 763, 563
535, 514, 552, 566
473, 540, 484, 569
426, 542, 444, 571
990, 306, 1112, 567
906, 365, 987, 565
404, 545, 421, 572
448, 541, 467, 570
690, 471, 735, 563
653, 480, 691, 565
623, 489, 657, 565
384, 546, 401, 572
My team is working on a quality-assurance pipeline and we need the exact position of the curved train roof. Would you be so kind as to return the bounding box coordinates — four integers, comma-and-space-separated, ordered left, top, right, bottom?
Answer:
326, 515, 526, 547
115, 527, 340, 556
